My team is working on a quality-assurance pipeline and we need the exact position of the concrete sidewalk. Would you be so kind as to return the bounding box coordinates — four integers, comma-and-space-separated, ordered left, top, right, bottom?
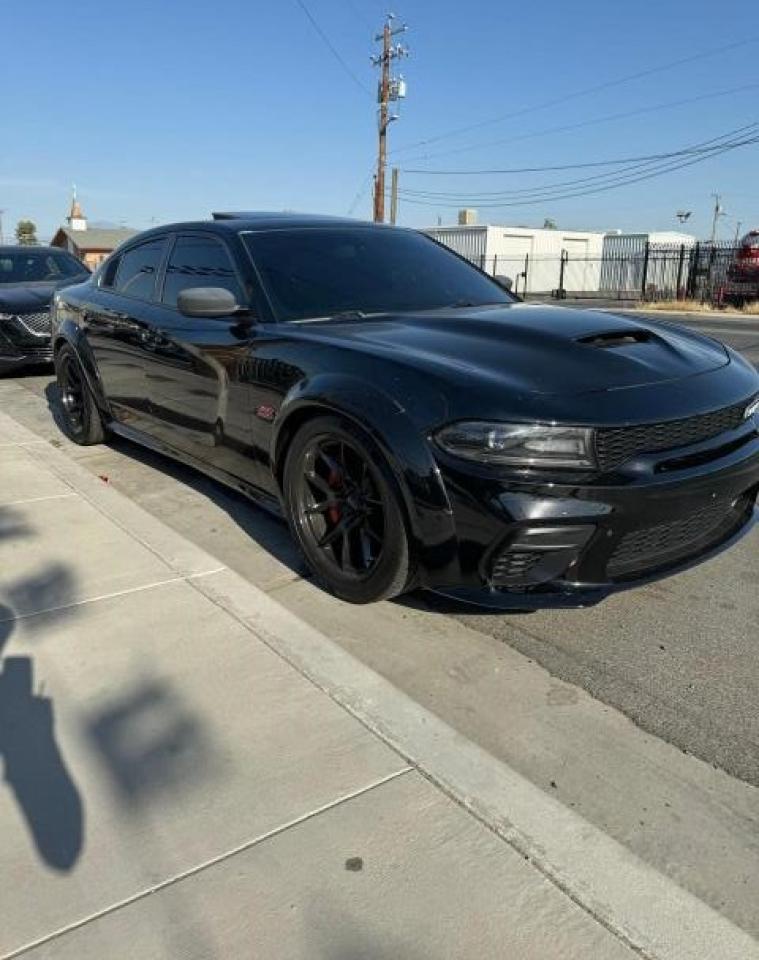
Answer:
0, 410, 756, 960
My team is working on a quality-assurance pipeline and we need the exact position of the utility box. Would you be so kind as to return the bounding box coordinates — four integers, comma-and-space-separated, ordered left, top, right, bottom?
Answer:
457, 209, 478, 226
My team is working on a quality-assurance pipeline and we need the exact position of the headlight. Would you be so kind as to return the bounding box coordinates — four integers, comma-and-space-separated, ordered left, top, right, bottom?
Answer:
434, 421, 596, 468
0, 313, 13, 321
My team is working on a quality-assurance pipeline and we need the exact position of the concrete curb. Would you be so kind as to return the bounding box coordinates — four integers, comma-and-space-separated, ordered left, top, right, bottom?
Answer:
5, 411, 758, 960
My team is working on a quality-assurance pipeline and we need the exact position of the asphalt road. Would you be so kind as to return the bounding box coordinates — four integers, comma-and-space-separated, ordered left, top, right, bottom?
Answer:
3, 310, 758, 793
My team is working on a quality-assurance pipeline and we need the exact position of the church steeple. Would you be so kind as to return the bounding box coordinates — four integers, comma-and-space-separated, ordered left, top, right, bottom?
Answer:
67, 185, 87, 231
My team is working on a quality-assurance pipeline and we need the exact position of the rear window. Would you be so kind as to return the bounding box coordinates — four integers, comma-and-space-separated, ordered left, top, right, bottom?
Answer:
113, 239, 168, 300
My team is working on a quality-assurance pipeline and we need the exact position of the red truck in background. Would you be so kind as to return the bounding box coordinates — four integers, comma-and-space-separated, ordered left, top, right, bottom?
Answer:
723, 230, 759, 306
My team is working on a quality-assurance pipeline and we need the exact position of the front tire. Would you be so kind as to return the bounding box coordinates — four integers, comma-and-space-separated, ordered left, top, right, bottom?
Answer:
54, 344, 106, 446
283, 415, 412, 603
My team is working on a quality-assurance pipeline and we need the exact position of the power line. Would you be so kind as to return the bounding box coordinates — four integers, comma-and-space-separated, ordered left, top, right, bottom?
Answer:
397, 141, 759, 207
399, 124, 759, 199
389, 35, 759, 157
294, 0, 371, 95
400, 136, 759, 202
395, 135, 759, 208
398, 81, 759, 165
343, 0, 373, 29
400, 122, 759, 175
346, 169, 375, 215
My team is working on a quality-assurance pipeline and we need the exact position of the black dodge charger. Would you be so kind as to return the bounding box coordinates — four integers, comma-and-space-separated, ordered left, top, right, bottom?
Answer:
0, 246, 89, 373
50, 214, 759, 606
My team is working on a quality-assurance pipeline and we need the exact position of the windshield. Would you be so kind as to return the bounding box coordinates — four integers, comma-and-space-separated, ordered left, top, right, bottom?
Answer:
242, 227, 514, 321
0, 250, 87, 284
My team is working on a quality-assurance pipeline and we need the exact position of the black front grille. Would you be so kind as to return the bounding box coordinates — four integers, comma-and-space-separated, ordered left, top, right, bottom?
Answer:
596, 399, 754, 471
2, 312, 52, 348
19, 345, 54, 360
15, 311, 51, 336
0, 330, 53, 361
607, 498, 749, 579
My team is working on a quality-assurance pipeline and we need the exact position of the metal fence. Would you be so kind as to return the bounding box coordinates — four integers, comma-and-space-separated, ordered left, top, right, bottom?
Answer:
469, 241, 759, 306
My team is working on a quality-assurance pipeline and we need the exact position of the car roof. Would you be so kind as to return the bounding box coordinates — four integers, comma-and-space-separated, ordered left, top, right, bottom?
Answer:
118, 212, 399, 244
212, 211, 395, 231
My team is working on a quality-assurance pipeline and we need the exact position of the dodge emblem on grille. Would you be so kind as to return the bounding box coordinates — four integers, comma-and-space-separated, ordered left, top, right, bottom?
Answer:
745, 397, 759, 420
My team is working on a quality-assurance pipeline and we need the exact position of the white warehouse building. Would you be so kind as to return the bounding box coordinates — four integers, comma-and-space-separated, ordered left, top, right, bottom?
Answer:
423, 222, 606, 296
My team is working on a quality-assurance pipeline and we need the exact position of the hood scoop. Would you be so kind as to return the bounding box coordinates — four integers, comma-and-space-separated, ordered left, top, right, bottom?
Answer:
577, 328, 653, 348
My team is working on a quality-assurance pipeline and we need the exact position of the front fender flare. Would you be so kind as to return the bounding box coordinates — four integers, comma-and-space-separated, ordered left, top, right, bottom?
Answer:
272, 374, 460, 583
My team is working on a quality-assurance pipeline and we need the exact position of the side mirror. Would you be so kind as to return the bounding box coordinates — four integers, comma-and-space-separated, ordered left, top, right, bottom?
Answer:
494, 275, 513, 292
177, 287, 240, 318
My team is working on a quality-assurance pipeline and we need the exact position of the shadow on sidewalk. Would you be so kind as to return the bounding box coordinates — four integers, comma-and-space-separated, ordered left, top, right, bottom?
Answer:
0, 648, 83, 871
87, 679, 217, 807
1, 491, 219, 955
0, 506, 84, 871
305, 900, 430, 960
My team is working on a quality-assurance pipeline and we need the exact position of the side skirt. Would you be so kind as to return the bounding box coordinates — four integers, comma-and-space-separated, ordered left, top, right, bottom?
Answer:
108, 421, 284, 519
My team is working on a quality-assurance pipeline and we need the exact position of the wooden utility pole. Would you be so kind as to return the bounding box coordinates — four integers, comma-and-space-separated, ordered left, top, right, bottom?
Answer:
372, 16, 408, 223
374, 21, 390, 223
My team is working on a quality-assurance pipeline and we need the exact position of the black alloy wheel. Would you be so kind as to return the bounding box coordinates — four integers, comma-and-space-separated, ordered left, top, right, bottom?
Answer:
54, 344, 106, 445
284, 416, 412, 603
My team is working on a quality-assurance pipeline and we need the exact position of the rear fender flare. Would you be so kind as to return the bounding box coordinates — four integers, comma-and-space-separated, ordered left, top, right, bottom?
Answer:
53, 318, 111, 416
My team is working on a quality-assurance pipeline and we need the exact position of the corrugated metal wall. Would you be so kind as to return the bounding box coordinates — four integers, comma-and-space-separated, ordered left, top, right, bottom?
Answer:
423, 226, 487, 264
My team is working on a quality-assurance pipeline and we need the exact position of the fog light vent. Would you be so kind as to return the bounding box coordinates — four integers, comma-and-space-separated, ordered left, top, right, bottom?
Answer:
491, 550, 543, 588
488, 524, 596, 591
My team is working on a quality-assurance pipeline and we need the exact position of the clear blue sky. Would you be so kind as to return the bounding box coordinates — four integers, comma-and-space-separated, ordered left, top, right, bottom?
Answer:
3, 0, 758, 241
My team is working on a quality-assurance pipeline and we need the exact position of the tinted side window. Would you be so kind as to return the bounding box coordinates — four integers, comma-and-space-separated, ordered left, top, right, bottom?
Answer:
162, 236, 243, 308
114, 239, 167, 300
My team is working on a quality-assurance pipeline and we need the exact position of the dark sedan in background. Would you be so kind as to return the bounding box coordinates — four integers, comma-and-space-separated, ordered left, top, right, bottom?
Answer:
49, 214, 759, 606
0, 246, 89, 374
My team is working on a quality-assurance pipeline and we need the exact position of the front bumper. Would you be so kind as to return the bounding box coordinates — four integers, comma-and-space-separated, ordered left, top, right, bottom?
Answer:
0, 313, 53, 373
429, 421, 759, 609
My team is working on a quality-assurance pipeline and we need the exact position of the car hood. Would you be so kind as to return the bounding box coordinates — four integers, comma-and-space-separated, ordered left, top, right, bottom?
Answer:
0, 278, 86, 314
294, 304, 730, 397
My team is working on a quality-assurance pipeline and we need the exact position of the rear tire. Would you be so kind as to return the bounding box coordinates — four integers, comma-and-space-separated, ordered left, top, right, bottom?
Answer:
283, 415, 412, 603
54, 344, 106, 446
